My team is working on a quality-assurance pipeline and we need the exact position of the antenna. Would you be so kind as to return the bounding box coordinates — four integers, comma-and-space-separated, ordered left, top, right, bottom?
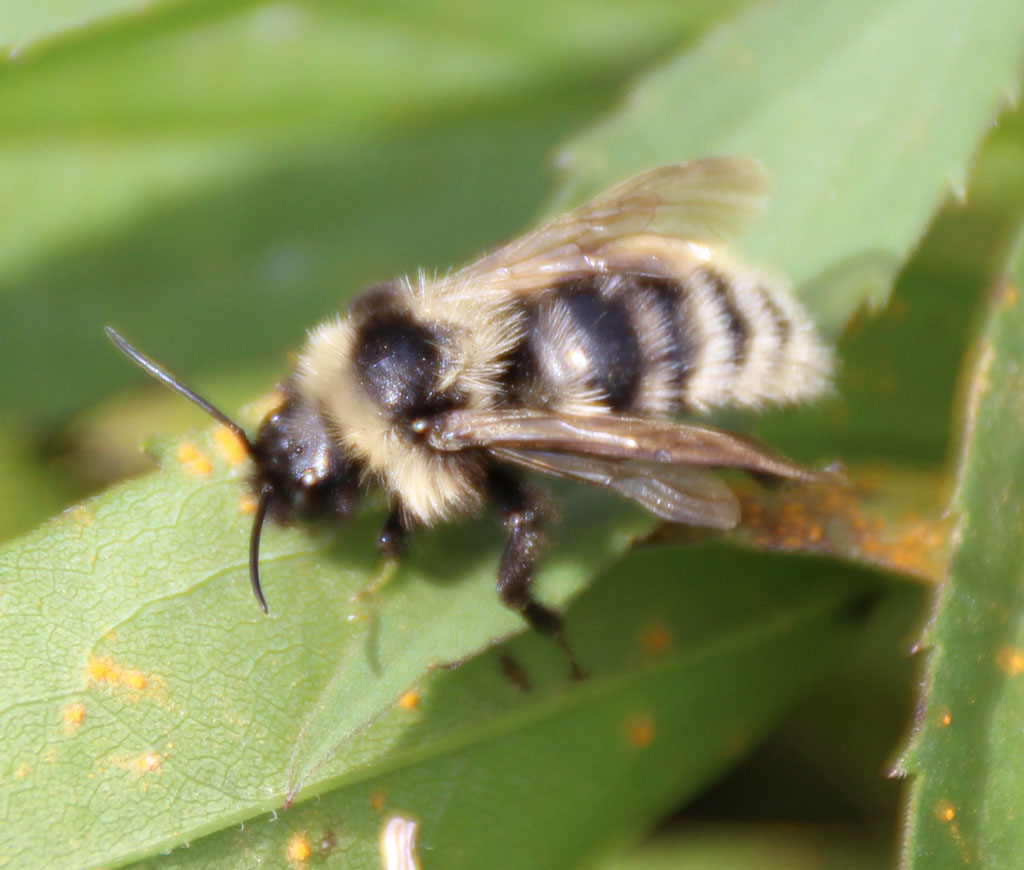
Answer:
104, 326, 253, 452
249, 487, 273, 614
105, 326, 272, 613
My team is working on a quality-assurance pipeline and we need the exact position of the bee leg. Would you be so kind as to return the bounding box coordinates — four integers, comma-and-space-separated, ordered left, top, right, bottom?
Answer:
489, 469, 586, 681
377, 502, 411, 559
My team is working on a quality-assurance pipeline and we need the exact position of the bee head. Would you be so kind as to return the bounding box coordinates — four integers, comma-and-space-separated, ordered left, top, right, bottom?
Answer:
104, 327, 361, 616
251, 393, 361, 524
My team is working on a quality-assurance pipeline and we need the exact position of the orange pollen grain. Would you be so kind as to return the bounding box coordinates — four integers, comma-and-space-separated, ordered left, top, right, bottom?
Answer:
135, 752, 162, 773
624, 713, 655, 748
176, 442, 212, 476
15, 763, 31, 779
85, 656, 151, 692
934, 799, 956, 823
287, 834, 312, 863
125, 671, 148, 691
640, 621, 671, 653
239, 492, 258, 514
397, 690, 420, 711
62, 701, 87, 729
213, 425, 249, 466
86, 657, 115, 683
370, 790, 387, 811
996, 644, 1024, 675
938, 708, 953, 727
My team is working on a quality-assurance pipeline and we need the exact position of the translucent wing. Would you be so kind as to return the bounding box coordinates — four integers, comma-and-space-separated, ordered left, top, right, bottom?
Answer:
454, 157, 770, 296
491, 447, 741, 528
425, 409, 829, 483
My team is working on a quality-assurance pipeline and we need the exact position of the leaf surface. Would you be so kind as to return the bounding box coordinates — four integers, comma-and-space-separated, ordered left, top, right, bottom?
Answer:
898, 244, 1024, 868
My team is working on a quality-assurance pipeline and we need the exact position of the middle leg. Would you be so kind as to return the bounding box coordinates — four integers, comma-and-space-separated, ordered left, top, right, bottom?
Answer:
489, 467, 584, 680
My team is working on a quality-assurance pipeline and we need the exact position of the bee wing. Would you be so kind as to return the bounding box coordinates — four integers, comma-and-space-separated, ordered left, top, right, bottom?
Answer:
491, 447, 740, 528
455, 157, 770, 296
425, 409, 828, 484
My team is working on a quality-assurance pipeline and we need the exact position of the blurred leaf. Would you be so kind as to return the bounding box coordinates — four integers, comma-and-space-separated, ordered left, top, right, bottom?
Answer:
0, 0, 202, 56
0, 429, 74, 537
600, 825, 888, 870
679, 581, 923, 835
0, 0, 739, 422
552, 0, 1024, 335
655, 466, 951, 586
897, 250, 1024, 867
758, 109, 1024, 467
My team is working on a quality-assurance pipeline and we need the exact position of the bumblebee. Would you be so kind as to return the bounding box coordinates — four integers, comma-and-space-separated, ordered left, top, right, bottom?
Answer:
108, 158, 833, 677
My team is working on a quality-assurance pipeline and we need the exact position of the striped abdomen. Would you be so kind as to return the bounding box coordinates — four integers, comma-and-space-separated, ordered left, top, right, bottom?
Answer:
502, 267, 832, 416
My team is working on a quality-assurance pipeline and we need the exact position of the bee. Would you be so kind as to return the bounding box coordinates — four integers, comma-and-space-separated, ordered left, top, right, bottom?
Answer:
107, 157, 833, 678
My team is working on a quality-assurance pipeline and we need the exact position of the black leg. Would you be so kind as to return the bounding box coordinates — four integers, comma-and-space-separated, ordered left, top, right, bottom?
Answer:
377, 502, 410, 559
489, 469, 585, 680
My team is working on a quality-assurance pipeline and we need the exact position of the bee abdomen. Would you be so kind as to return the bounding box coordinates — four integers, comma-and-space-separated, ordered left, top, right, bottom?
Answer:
505, 268, 830, 416
680, 265, 832, 410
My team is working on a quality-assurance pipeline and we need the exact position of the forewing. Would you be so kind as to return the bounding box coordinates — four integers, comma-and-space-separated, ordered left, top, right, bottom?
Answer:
455, 157, 770, 296
426, 409, 831, 484
492, 448, 740, 528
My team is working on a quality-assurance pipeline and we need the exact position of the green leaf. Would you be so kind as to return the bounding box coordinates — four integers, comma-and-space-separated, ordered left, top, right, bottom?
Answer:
0, 430, 651, 868
0, 513, 874, 869
897, 240, 1024, 867
552, 0, 1024, 334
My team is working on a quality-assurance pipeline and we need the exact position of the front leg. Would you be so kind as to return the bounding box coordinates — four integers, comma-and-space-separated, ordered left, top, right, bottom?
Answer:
377, 501, 411, 559
352, 502, 413, 607
489, 469, 585, 680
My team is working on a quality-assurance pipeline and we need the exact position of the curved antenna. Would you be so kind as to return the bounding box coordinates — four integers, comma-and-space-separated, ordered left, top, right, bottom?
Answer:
107, 326, 272, 615
104, 326, 253, 452
249, 486, 273, 614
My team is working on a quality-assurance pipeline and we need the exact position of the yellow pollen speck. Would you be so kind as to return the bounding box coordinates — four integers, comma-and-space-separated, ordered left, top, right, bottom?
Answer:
1002, 283, 1018, 307
624, 713, 655, 748
62, 701, 87, 730
370, 790, 387, 811
15, 762, 31, 779
397, 690, 420, 711
135, 752, 162, 773
239, 492, 258, 514
213, 425, 249, 466
937, 708, 953, 727
176, 441, 212, 476
86, 657, 114, 683
85, 656, 151, 693
639, 620, 671, 654
934, 799, 956, 823
287, 834, 312, 863
996, 644, 1024, 675
125, 671, 148, 690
